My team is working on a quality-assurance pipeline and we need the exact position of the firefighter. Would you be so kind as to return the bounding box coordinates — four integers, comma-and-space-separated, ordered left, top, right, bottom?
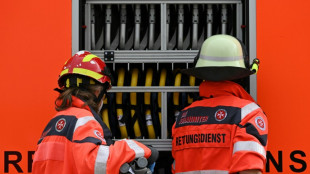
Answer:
32, 51, 153, 174
172, 35, 267, 174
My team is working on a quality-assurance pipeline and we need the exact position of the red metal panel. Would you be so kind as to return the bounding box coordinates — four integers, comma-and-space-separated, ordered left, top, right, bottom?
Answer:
257, 1, 310, 173
0, 0, 71, 173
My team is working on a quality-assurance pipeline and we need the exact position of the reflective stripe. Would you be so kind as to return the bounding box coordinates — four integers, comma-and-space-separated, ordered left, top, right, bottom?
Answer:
172, 160, 175, 170
76, 50, 85, 55
176, 170, 229, 174
200, 55, 243, 62
73, 68, 103, 80
90, 79, 96, 84
60, 69, 69, 76
241, 102, 260, 120
95, 145, 110, 174
124, 139, 145, 158
83, 54, 97, 62
233, 141, 266, 158
66, 78, 70, 87
74, 116, 96, 133
77, 77, 83, 87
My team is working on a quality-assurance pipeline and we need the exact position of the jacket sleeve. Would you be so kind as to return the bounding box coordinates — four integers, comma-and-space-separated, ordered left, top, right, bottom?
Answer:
230, 102, 268, 173
71, 116, 151, 174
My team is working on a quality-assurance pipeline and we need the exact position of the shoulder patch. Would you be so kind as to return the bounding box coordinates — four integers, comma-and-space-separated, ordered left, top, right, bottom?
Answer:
55, 118, 66, 132
255, 116, 266, 131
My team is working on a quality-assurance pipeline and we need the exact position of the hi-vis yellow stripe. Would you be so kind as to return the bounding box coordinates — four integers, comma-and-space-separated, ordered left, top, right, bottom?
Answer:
73, 68, 103, 80
90, 79, 95, 84
66, 78, 70, 88
77, 78, 82, 87
65, 77, 96, 88
83, 54, 97, 62
60, 69, 69, 76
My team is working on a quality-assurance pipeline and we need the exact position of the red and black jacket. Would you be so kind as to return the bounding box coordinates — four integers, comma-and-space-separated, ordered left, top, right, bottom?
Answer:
172, 81, 268, 174
33, 96, 151, 174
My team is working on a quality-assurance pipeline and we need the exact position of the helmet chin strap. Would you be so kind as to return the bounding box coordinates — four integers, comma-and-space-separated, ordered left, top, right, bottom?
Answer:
97, 99, 104, 113
95, 82, 110, 103
95, 88, 108, 113
95, 89, 106, 103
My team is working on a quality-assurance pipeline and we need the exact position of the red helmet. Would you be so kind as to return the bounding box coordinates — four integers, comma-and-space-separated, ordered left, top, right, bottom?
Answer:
58, 51, 112, 89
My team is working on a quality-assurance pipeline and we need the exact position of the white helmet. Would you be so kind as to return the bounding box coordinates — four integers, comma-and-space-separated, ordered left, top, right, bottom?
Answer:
182, 34, 259, 81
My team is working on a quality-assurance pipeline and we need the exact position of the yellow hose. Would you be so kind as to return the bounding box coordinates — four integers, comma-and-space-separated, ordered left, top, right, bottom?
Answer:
116, 68, 128, 138
158, 69, 167, 125
187, 75, 195, 104
173, 72, 182, 119
102, 97, 110, 129
173, 73, 181, 106
145, 68, 155, 139
130, 68, 142, 138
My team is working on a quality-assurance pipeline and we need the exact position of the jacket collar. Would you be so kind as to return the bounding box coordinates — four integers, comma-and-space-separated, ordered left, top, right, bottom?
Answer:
71, 95, 91, 111
199, 81, 255, 102
67, 95, 114, 145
